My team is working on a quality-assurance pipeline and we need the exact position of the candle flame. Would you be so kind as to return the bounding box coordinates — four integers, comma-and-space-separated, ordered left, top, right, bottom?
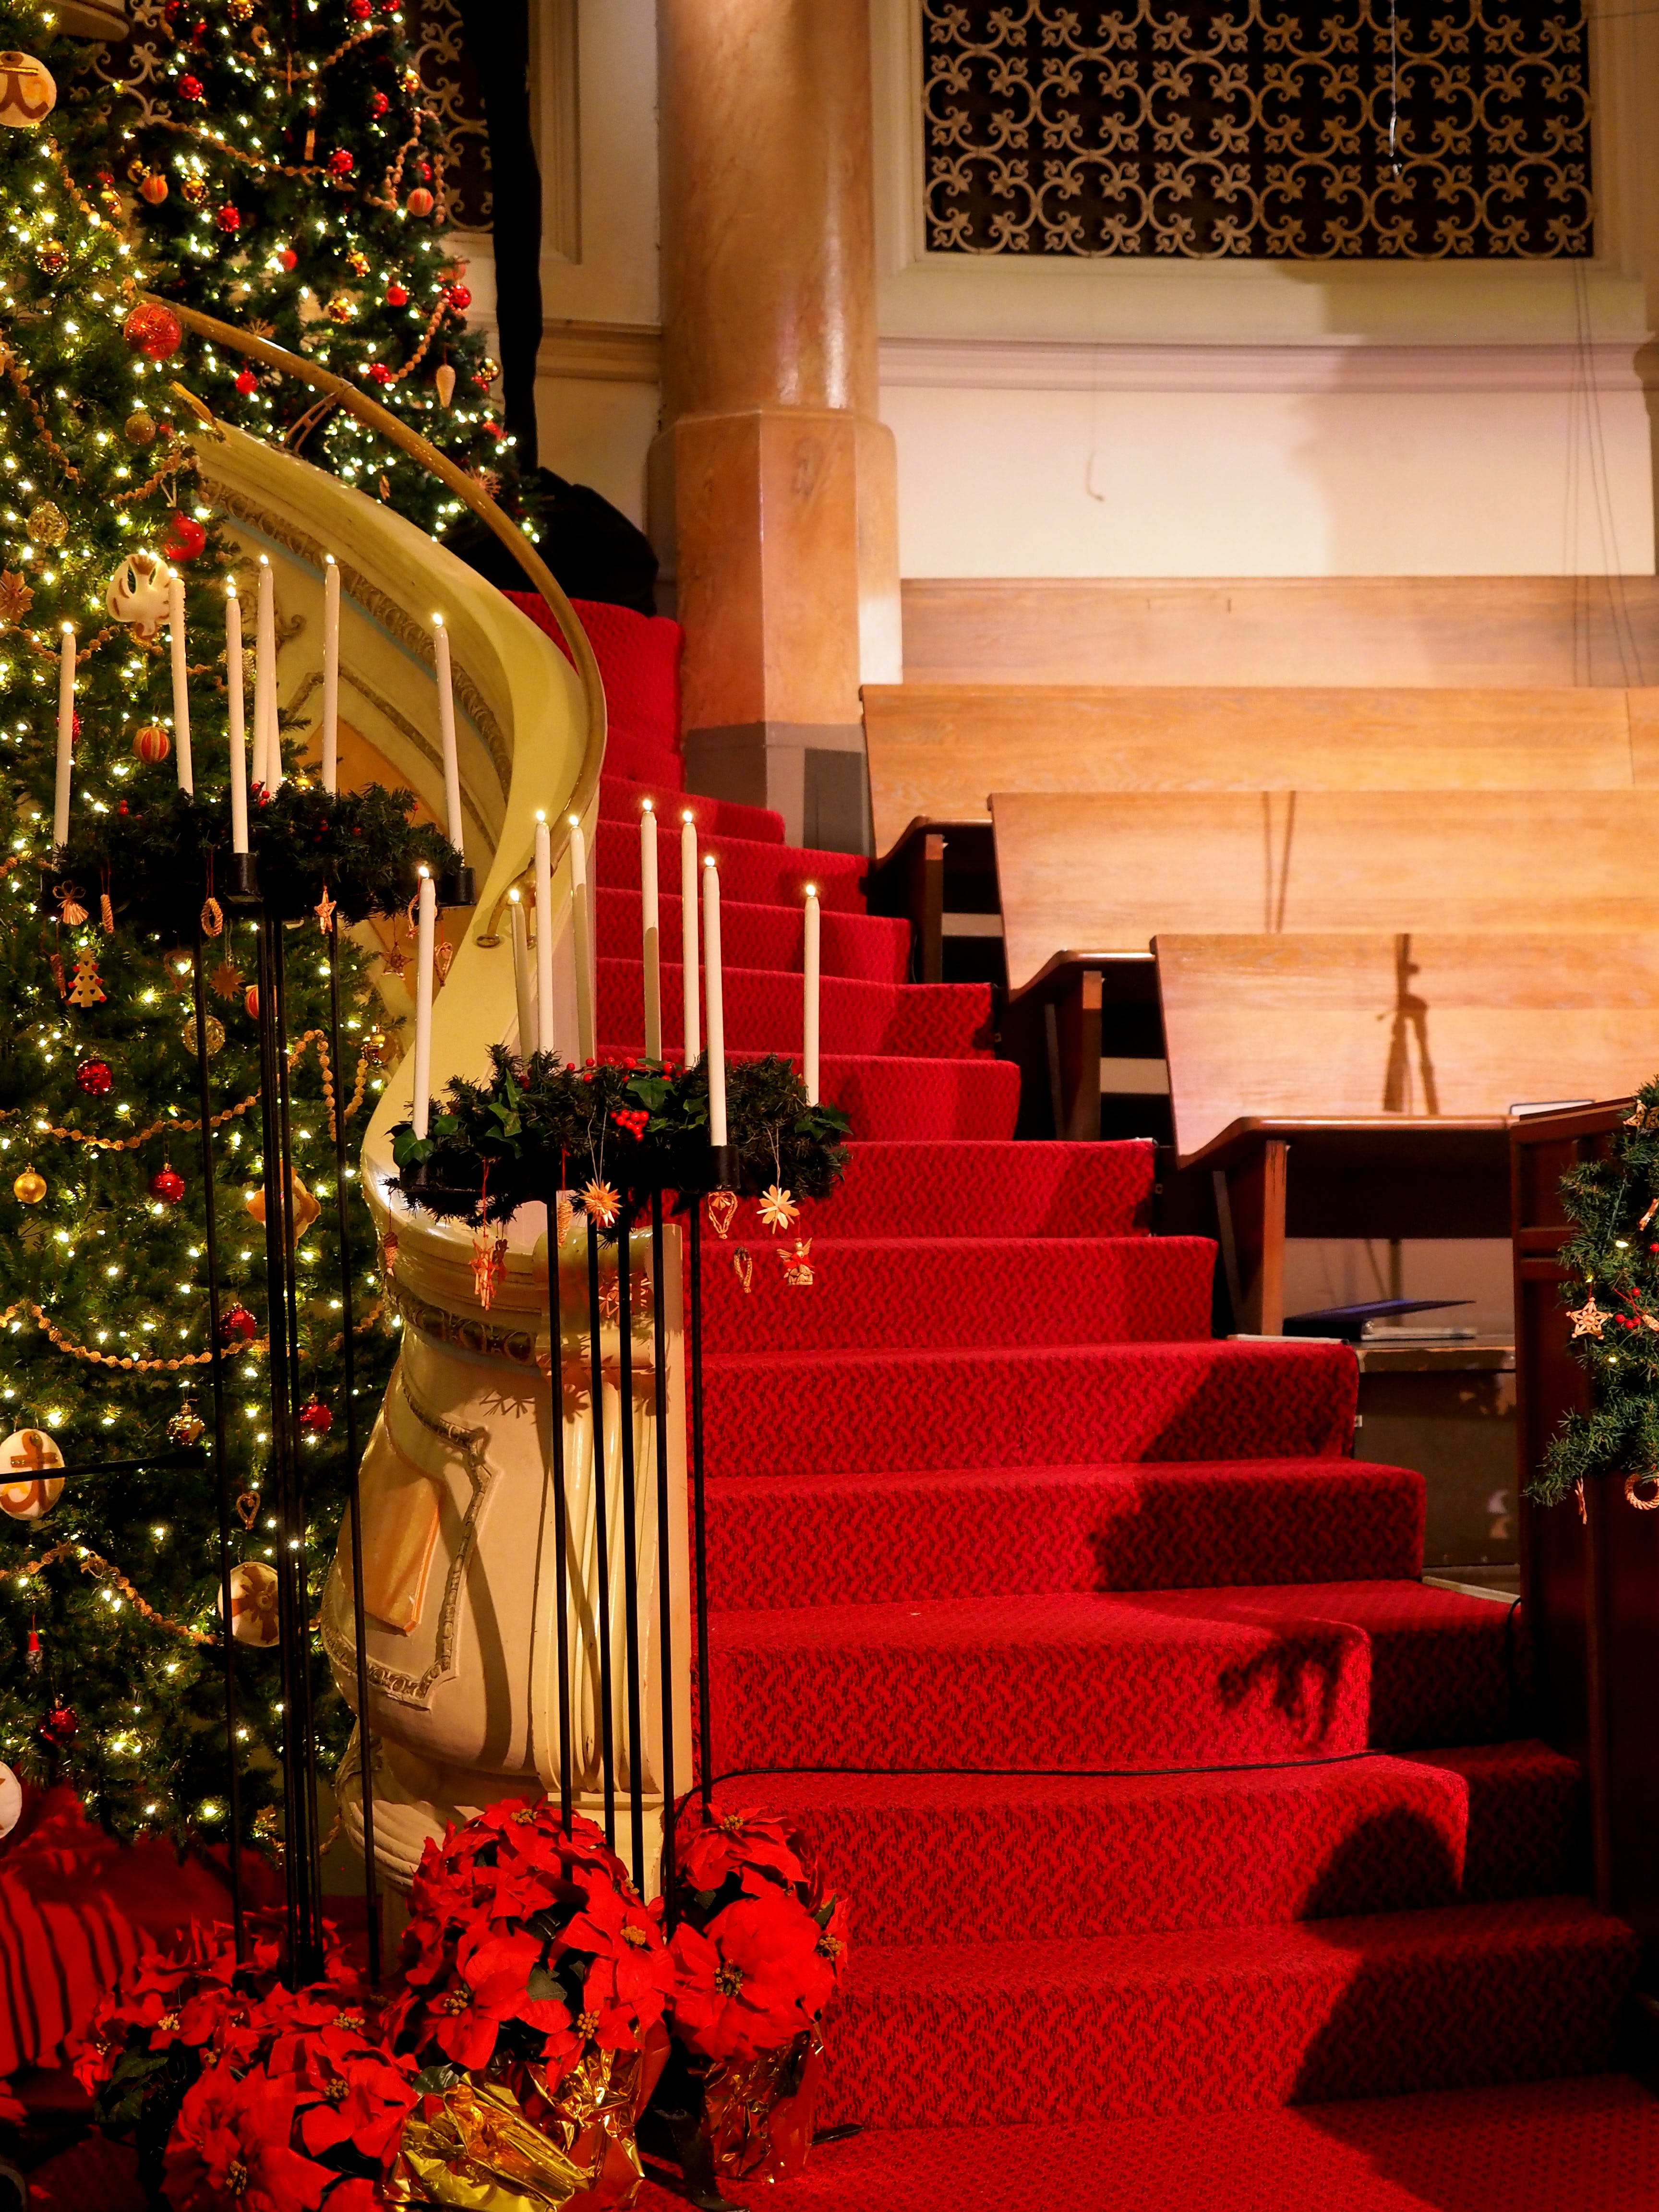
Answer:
641, 798, 653, 814
682, 809, 694, 823
258, 553, 270, 567
507, 886, 521, 903
567, 814, 580, 828
225, 583, 237, 599
703, 854, 717, 869
417, 865, 431, 879
805, 883, 817, 897
325, 554, 337, 568
432, 613, 445, 628
535, 808, 546, 823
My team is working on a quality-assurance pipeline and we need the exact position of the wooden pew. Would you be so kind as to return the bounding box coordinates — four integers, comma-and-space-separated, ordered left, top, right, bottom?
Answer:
1153, 932, 1659, 1330
865, 682, 1659, 859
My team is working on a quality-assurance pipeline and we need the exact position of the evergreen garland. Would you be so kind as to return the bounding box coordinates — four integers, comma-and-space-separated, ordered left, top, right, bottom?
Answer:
1534, 1075, 1659, 1506
392, 1047, 852, 1225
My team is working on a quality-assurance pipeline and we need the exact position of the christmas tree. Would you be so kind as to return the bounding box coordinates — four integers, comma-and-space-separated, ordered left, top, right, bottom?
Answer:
65, 0, 523, 544
0, 1, 399, 1850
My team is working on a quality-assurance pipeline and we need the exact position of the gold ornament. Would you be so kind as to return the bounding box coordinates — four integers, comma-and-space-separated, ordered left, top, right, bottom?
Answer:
180, 174, 207, 207
124, 410, 157, 446
314, 887, 336, 932
105, 550, 176, 640
0, 51, 56, 129
1626, 1472, 1659, 1512
470, 1226, 507, 1310
0, 1428, 64, 1521
732, 1246, 754, 1295
1568, 1295, 1608, 1339
12, 1166, 45, 1205
0, 569, 32, 629
55, 882, 88, 926
167, 1403, 205, 1447
217, 1560, 280, 1647
236, 1488, 261, 1531
1626, 1105, 1659, 1132
27, 499, 66, 547
200, 895, 224, 938
245, 1169, 321, 1246
706, 1190, 740, 1240
757, 1184, 800, 1234
580, 1179, 621, 1228
209, 958, 243, 1002
228, 0, 253, 18
67, 950, 106, 1008
34, 240, 66, 279
324, 294, 354, 325
346, 246, 370, 276
434, 361, 456, 408
183, 1012, 225, 1058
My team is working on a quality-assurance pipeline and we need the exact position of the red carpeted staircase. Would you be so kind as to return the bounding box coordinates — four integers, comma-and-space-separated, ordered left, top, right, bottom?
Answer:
534, 599, 1648, 2206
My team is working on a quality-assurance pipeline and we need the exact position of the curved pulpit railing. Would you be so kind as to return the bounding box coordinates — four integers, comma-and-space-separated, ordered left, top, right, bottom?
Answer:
180, 313, 689, 1897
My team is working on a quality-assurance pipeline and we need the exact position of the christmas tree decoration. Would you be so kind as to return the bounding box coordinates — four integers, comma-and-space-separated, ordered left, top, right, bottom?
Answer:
434, 361, 456, 408
34, 236, 65, 277
246, 1168, 321, 1246
0, 567, 32, 626
132, 721, 170, 764
0, 1427, 65, 1520
149, 1164, 186, 1206
297, 1396, 332, 1436
732, 1247, 755, 1295
40, 1702, 77, 1748
707, 1190, 740, 1241
66, 950, 107, 1008
0, 1761, 19, 1839
23, 1623, 40, 1673
0, 48, 54, 128
136, 169, 167, 205
217, 1560, 280, 1647
243, 984, 259, 1020
779, 1238, 817, 1288
105, 550, 175, 638
757, 1185, 801, 1234
209, 957, 242, 1001
74, 1057, 113, 1097
123, 409, 158, 445
166, 1403, 205, 1448
162, 511, 207, 565
120, 300, 182, 361
580, 1179, 622, 1228
12, 1167, 46, 1206
181, 1012, 224, 1058
27, 499, 66, 546
217, 1304, 258, 1348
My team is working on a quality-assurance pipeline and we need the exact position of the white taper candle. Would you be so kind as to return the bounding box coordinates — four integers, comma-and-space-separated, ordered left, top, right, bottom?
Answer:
412, 870, 436, 1139
434, 615, 463, 859
703, 855, 727, 1148
508, 889, 535, 1058
254, 555, 278, 793
321, 555, 340, 795
569, 814, 594, 1060
52, 623, 74, 849
640, 801, 661, 1061
803, 882, 821, 1106
680, 809, 699, 1064
534, 813, 554, 1057
226, 587, 248, 856
168, 571, 193, 796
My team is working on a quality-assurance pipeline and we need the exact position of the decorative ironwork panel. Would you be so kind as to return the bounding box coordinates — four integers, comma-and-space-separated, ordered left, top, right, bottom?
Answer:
922, 1, 1592, 259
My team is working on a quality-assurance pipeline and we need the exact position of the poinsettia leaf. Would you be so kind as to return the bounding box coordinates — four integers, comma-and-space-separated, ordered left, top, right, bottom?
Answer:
526, 1965, 561, 2001
412, 2063, 465, 2094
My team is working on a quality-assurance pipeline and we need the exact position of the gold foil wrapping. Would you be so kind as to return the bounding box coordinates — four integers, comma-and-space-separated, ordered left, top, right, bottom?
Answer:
700, 2032, 822, 2185
392, 2080, 588, 2210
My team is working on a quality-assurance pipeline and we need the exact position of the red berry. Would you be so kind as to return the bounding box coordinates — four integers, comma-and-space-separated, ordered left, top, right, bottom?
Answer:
385, 280, 408, 306
234, 368, 258, 396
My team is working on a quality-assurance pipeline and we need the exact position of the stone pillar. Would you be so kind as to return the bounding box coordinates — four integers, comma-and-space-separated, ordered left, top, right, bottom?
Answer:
653, 0, 900, 851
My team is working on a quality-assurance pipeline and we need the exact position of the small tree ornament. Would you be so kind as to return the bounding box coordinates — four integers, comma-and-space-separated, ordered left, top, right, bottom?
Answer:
298, 1397, 332, 1436
149, 1163, 186, 1206
132, 722, 170, 763
12, 1166, 45, 1205
0, 1428, 64, 1521
218, 1304, 257, 1347
0, 50, 56, 129
75, 1057, 113, 1097
67, 949, 107, 1008
162, 511, 207, 564
217, 1561, 280, 1647
121, 301, 183, 361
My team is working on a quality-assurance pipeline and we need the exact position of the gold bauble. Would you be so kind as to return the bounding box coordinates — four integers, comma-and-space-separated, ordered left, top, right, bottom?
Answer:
26, 500, 66, 547
12, 1167, 45, 1205
183, 1012, 225, 1057
124, 409, 158, 446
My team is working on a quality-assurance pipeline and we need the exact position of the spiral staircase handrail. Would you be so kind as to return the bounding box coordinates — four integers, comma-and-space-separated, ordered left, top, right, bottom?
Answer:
146, 296, 609, 843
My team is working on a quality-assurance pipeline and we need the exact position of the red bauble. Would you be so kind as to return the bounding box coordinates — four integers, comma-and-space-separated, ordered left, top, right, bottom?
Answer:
243, 986, 259, 1019
328, 147, 354, 178
406, 185, 434, 218
218, 1304, 257, 1347
216, 203, 241, 234
481, 419, 500, 439
75, 1058, 112, 1098
150, 1166, 186, 1206
348, 0, 371, 15
446, 284, 471, 312
163, 511, 207, 564
280, 245, 298, 271
41, 1705, 77, 1747
385, 280, 408, 306
133, 721, 171, 764
369, 90, 390, 118
234, 368, 258, 396
177, 72, 204, 101
138, 172, 168, 206
123, 302, 183, 361
298, 1397, 333, 1435
367, 361, 393, 386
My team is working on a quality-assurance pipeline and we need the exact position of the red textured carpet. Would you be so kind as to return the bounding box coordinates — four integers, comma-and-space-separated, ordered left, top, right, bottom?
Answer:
568, 593, 1640, 2180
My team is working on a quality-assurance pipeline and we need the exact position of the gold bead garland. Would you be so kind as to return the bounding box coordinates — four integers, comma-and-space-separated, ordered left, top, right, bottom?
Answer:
20, 1539, 213, 1645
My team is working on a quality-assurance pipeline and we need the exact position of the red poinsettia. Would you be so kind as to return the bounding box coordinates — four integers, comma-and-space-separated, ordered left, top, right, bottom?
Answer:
677, 1807, 808, 1897
668, 1885, 843, 2066
162, 2067, 336, 2212
290, 2026, 421, 2166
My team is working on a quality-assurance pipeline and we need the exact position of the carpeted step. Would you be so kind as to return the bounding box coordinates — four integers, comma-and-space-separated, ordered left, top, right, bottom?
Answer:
702, 1236, 1217, 1352
704, 1456, 1424, 1607
710, 1744, 1583, 1943
598, 773, 784, 845
597, 958, 996, 1058
596, 825, 866, 910
703, 1337, 1358, 1475
594, 1050, 1023, 1142
807, 1138, 1157, 1236
633, 2075, 1659, 2212
811, 1898, 1635, 2129
707, 1581, 1516, 1772
597, 887, 910, 982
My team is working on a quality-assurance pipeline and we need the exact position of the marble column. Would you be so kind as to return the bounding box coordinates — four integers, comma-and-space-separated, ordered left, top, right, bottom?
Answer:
653, 0, 900, 852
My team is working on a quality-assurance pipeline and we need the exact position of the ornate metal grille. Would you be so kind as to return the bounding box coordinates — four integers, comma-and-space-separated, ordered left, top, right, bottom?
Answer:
922, 1, 1592, 259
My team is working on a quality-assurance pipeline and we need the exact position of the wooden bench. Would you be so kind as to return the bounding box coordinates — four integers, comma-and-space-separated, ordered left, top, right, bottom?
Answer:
866, 682, 1659, 859
1154, 932, 1659, 1330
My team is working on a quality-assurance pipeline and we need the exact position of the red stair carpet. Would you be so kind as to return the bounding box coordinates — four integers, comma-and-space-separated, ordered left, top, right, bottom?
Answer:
566, 600, 1648, 2204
